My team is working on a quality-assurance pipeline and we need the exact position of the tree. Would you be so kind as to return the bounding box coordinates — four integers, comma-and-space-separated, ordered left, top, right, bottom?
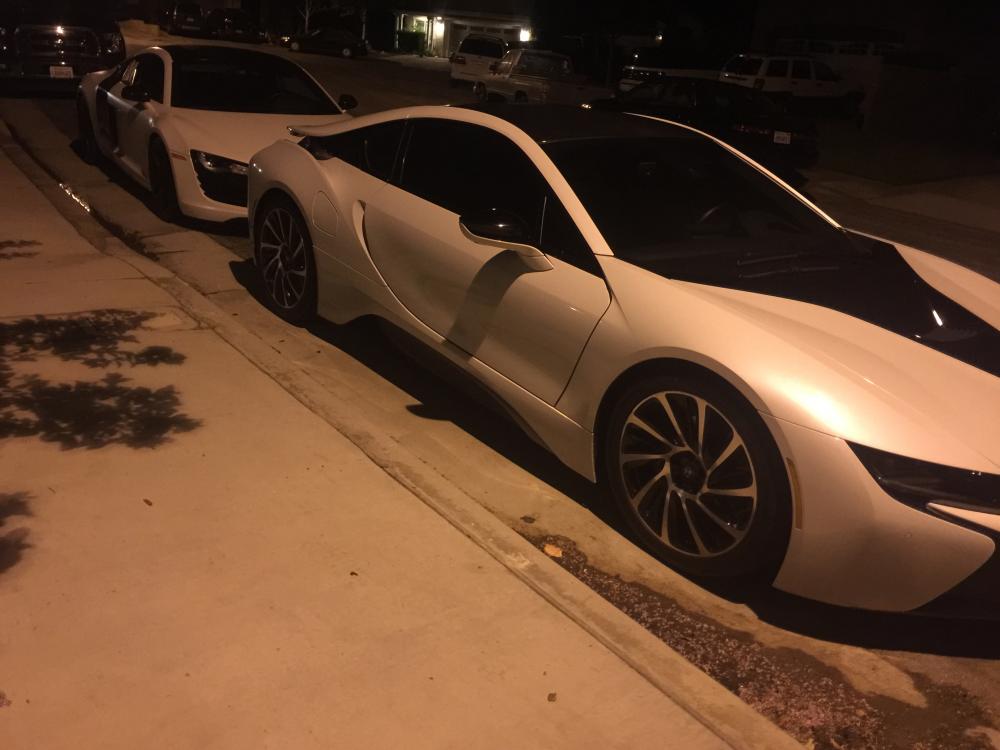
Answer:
299, 0, 330, 33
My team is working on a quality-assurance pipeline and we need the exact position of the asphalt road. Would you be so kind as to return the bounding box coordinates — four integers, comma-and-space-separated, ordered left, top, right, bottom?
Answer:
4, 31, 1000, 750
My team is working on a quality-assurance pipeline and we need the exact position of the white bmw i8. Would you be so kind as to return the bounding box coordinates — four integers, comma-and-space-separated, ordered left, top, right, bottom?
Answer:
247, 104, 1000, 616
76, 45, 355, 222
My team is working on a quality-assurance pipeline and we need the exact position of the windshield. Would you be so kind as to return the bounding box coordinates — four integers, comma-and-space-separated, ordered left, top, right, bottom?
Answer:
544, 135, 850, 277
171, 53, 339, 114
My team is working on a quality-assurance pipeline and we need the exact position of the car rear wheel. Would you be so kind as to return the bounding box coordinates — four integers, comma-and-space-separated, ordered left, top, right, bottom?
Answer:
474, 82, 487, 102
76, 98, 100, 165
290, 41, 301, 51
341, 46, 353, 58
148, 139, 180, 223
254, 196, 317, 325
602, 371, 792, 580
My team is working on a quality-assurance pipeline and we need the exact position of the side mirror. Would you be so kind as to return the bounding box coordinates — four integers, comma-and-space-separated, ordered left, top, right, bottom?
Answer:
459, 208, 552, 272
338, 93, 358, 111
121, 84, 151, 103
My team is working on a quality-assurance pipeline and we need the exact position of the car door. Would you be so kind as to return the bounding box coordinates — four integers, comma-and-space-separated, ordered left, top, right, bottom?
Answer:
790, 58, 814, 97
105, 53, 165, 180
363, 118, 611, 405
95, 60, 130, 153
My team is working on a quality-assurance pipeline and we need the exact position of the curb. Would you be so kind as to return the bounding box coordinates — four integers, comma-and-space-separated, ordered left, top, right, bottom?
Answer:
1, 115, 803, 750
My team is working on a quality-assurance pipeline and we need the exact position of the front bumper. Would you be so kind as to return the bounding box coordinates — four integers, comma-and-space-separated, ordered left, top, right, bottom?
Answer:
768, 416, 997, 616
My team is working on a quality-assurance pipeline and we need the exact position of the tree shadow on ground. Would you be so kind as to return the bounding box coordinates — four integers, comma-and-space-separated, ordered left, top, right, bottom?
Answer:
0, 492, 31, 576
0, 310, 200, 450
0, 239, 41, 261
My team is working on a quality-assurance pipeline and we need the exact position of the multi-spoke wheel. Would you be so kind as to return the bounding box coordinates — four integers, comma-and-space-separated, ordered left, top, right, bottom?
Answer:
603, 371, 791, 579
254, 196, 317, 324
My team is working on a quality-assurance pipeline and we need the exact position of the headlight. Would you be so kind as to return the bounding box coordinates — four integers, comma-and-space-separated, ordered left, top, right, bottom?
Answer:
280, 35, 290, 43
850, 443, 1000, 515
192, 150, 249, 176
101, 32, 124, 54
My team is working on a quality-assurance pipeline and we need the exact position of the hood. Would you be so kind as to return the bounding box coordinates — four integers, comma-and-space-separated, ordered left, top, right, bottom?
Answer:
601, 254, 1000, 473
166, 109, 351, 163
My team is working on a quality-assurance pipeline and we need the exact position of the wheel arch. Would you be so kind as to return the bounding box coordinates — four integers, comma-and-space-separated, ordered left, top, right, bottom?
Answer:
592, 356, 782, 480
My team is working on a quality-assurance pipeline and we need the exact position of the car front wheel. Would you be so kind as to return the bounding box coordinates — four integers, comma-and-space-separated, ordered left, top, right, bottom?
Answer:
254, 196, 317, 325
602, 371, 792, 580
148, 139, 180, 222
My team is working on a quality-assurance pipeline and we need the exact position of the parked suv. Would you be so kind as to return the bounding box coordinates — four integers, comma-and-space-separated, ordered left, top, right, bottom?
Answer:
0, 2, 125, 88
449, 33, 509, 87
719, 53, 854, 105
619, 47, 720, 92
161, 3, 204, 37
476, 48, 608, 105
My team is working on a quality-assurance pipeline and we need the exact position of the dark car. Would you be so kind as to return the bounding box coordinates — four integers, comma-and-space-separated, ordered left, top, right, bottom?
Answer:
0, 1, 125, 88
161, 2, 204, 37
205, 8, 261, 43
288, 27, 366, 58
589, 77, 818, 185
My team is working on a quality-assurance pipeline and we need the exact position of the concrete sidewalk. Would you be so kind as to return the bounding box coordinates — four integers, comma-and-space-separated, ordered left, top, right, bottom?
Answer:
0, 129, 793, 747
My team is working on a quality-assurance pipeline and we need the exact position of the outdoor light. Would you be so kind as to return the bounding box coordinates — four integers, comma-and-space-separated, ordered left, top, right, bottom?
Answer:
519, 28, 531, 42
655, 33, 663, 42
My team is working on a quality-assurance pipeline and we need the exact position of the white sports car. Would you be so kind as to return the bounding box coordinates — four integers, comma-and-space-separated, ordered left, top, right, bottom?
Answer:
76, 45, 355, 222
247, 104, 1000, 616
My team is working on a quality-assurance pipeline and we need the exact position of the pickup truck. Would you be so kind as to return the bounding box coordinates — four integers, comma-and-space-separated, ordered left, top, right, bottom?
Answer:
474, 48, 610, 105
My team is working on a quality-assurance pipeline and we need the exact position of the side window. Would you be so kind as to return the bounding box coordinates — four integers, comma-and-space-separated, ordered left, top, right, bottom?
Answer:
133, 54, 165, 102
99, 60, 130, 91
459, 37, 480, 56
661, 80, 694, 108
791, 60, 812, 80
399, 119, 599, 274
539, 194, 601, 274
306, 121, 405, 181
765, 59, 788, 78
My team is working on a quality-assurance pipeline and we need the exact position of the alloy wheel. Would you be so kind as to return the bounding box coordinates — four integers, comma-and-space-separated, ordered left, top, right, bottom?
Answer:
258, 207, 308, 310
617, 390, 758, 558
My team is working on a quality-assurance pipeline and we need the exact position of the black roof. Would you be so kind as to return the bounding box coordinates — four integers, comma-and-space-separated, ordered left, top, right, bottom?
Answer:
457, 103, 696, 144
160, 45, 281, 64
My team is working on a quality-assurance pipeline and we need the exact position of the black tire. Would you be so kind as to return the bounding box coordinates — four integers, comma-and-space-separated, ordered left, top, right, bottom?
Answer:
253, 195, 318, 325
76, 98, 101, 165
342, 46, 353, 58
148, 139, 180, 223
290, 41, 301, 52
474, 82, 487, 103
601, 370, 792, 580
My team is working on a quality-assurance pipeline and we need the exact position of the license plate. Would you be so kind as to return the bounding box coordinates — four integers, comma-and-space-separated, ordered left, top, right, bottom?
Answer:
773, 130, 791, 145
49, 65, 74, 78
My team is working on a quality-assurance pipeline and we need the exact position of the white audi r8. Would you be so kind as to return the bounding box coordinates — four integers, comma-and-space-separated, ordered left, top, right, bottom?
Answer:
247, 104, 1000, 616
76, 44, 355, 222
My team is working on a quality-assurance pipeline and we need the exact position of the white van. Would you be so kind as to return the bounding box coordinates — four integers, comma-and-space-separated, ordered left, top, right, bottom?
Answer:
449, 34, 511, 87
719, 54, 851, 100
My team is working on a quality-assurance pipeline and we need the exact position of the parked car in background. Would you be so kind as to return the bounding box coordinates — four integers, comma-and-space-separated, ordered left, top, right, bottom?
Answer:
719, 54, 858, 111
288, 27, 366, 58
588, 78, 818, 185
618, 46, 720, 92
0, 2, 125, 89
161, 2, 204, 36
204, 8, 261, 44
475, 48, 607, 105
76, 45, 357, 222
449, 33, 511, 88
247, 102, 1000, 617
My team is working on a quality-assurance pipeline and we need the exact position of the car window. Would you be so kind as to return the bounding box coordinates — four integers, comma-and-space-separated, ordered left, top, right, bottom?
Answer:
813, 61, 839, 81
305, 121, 406, 181
622, 83, 663, 102
660, 80, 695, 108
170, 52, 339, 114
791, 60, 812, 80
133, 53, 165, 103
177, 3, 201, 15
514, 52, 571, 77
482, 40, 504, 58
495, 51, 515, 75
723, 56, 762, 76
398, 119, 599, 273
765, 59, 788, 78
543, 135, 843, 272
458, 37, 481, 55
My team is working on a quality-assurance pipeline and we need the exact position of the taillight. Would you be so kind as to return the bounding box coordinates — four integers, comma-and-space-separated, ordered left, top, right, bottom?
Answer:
451, 54, 466, 64
753, 78, 765, 90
